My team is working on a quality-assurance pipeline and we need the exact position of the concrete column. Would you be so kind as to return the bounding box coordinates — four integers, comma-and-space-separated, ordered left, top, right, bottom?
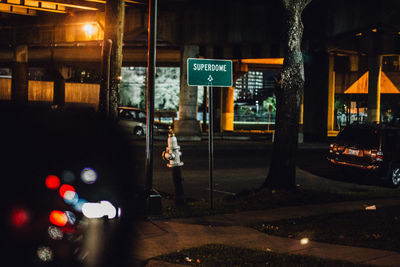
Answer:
220, 86, 234, 131
53, 66, 73, 108
174, 45, 202, 140
327, 55, 335, 132
349, 55, 359, 72
11, 45, 28, 104
52, 66, 68, 107
367, 54, 382, 123
53, 73, 65, 107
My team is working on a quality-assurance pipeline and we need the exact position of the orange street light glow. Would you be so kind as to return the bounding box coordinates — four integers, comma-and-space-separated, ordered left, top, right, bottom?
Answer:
300, 238, 309, 245
83, 23, 94, 36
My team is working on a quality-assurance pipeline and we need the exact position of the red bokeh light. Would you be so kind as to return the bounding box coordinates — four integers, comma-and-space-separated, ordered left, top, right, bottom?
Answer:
45, 175, 60, 190
59, 184, 76, 199
49, 210, 68, 227
10, 208, 29, 228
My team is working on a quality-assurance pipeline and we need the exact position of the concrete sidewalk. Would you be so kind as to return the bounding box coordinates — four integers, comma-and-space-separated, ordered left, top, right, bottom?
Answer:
136, 198, 400, 266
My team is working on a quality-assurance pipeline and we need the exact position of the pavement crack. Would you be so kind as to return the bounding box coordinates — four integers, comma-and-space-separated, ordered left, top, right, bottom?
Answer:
149, 220, 169, 234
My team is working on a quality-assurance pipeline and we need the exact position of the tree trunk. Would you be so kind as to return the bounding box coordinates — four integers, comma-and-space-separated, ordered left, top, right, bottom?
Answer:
99, 0, 125, 121
263, 0, 311, 189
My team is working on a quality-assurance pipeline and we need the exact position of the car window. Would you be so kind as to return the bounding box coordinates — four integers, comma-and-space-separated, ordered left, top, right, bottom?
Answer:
337, 127, 379, 146
119, 110, 137, 120
119, 110, 130, 119
138, 112, 146, 119
129, 111, 137, 119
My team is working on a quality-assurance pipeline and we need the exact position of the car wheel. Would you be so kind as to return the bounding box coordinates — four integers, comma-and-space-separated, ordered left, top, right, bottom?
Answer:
133, 126, 144, 136
387, 164, 400, 187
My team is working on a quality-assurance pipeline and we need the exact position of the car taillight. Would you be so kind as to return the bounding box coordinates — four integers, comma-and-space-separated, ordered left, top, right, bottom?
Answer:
329, 144, 334, 153
376, 151, 383, 161
371, 150, 383, 161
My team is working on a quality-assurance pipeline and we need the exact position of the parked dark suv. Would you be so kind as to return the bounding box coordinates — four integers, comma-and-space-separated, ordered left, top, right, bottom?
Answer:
328, 123, 400, 187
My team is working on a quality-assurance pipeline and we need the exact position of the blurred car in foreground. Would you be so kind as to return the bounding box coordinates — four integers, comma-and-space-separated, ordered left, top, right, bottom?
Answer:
118, 107, 171, 136
2, 105, 140, 267
328, 122, 400, 187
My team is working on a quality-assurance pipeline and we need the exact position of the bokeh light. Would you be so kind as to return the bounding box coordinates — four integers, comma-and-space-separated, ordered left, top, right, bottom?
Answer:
81, 202, 103, 219
117, 207, 122, 218
37, 246, 53, 262
80, 167, 98, 184
65, 211, 76, 225
48, 226, 63, 240
73, 198, 88, 212
10, 207, 29, 228
100, 200, 117, 219
59, 184, 76, 199
45, 175, 60, 190
81, 200, 117, 219
61, 170, 75, 183
49, 210, 68, 227
300, 238, 309, 245
63, 190, 79, 205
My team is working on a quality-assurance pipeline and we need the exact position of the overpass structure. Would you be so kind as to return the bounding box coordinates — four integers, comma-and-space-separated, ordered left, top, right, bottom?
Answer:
0, 0, 399, 140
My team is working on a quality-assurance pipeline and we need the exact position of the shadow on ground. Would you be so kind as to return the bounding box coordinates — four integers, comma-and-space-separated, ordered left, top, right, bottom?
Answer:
297, 149, 388, 187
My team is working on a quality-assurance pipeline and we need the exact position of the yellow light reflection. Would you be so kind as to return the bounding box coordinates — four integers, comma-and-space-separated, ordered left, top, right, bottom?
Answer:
241, 58, 284, 65
300, 237, 309, 245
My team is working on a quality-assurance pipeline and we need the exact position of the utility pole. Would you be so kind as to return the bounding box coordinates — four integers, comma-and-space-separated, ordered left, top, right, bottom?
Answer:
145, 0, 161, 215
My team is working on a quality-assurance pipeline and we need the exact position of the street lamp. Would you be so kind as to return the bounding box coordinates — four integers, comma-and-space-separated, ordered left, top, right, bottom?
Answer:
83, 23, 95, 38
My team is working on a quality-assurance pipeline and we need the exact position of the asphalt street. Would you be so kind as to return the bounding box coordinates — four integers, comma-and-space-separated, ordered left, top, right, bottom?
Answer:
128, 138, 393, 201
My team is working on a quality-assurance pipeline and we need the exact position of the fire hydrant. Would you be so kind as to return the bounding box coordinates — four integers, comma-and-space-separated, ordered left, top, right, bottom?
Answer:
162, 127, 185, 205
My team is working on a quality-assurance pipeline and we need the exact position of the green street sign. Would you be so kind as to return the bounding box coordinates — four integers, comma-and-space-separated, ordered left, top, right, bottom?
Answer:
187, 58, 232, 87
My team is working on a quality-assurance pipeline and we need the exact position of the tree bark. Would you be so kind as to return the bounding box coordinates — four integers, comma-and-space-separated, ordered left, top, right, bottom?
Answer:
263, 0, 311, 189
99, 0, 125, 120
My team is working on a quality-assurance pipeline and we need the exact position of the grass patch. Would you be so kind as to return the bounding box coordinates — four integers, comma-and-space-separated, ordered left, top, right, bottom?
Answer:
161, 187, 399, 219
254, 205, 400, 252
153, 244, 371, 266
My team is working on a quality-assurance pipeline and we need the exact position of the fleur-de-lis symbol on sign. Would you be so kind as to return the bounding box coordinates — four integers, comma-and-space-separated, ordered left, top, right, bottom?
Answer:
207, 75, 213, 83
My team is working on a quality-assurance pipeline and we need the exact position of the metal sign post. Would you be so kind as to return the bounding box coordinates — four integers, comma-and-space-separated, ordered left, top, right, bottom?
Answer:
208, 84, 214, 209
186, 58, 232, 210
145, 0, 159, 215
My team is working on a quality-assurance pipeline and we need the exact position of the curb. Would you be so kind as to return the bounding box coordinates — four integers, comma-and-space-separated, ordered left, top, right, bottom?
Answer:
145, 259, 187, 267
